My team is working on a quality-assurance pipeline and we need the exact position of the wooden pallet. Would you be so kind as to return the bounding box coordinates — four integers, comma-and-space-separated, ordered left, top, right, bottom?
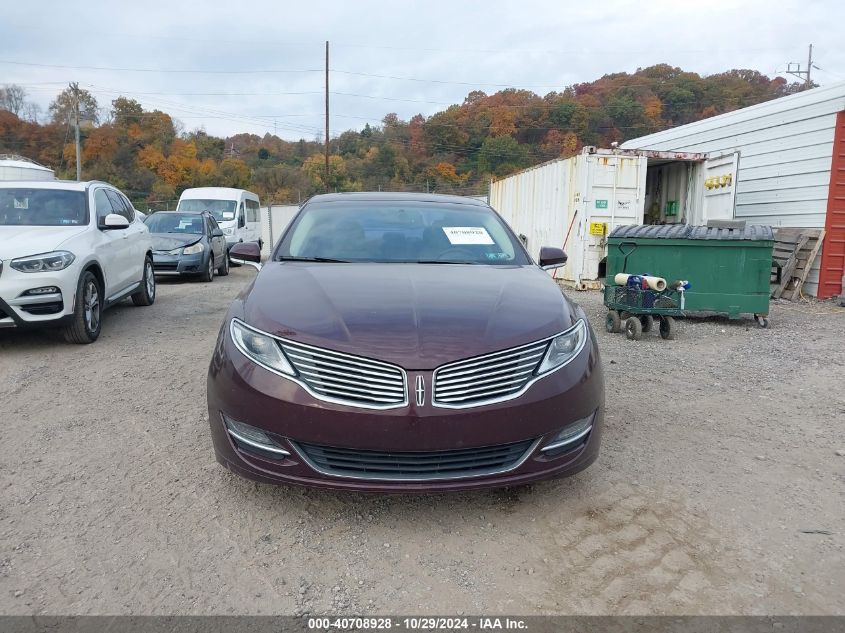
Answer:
771, 228, 826, 300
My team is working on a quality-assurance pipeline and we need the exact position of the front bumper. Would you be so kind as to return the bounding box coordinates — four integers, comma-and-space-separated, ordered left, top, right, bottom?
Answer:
206, 324, 605, 492
0, 265, 77, 328
151, 252, 204, 275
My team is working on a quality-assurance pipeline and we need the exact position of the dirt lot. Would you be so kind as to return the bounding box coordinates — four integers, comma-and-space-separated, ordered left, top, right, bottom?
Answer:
1, 267, 843, 615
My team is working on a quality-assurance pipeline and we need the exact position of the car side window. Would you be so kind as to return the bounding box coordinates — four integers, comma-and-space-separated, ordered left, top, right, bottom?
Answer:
94, 189, 114, 221
105, 190, 133, 223
205, 216, 214, 238
120, 193, 136, 222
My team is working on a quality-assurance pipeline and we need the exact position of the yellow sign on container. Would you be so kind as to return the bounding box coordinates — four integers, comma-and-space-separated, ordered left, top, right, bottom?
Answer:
589, 222, 607, 236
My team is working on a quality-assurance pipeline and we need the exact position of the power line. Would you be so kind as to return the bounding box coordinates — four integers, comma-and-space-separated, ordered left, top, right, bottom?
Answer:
0, 59, 322, 74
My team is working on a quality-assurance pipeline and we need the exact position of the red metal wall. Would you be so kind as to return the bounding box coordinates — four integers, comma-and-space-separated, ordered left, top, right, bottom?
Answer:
819, 110, 845, 298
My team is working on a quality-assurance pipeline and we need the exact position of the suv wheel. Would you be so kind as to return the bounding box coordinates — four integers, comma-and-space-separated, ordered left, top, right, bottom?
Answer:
63, 271, 102, 344
132, 256, 156, 306
201, 255, 215, 282
217, 252, 230, 276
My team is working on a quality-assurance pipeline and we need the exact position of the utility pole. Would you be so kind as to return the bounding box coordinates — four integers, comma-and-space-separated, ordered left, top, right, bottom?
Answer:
324, 40, 330, 193
786, 44, 815, 89
70, 82, 81, 181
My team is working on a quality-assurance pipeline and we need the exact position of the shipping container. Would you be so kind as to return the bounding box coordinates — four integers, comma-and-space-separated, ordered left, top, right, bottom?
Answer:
260, 204, 300, 257
488, 147, 737, 289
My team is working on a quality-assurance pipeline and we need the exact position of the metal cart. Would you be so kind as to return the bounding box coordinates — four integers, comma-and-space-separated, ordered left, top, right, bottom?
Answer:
604, 285, 685, 341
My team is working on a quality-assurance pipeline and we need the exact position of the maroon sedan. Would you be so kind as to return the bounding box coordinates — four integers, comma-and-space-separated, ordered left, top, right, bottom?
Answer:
208, 193, 604, 492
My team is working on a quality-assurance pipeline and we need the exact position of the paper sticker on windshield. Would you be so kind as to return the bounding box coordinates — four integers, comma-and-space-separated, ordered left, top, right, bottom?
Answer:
14, 198, 29, 209
442, 226, 494, 245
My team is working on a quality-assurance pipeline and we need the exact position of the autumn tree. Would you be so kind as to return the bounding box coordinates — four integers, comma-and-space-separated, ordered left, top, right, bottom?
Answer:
49, 86, 99, 125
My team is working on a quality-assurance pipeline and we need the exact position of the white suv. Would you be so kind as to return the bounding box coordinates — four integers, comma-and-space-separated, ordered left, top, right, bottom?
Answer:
0, 180, 156, 343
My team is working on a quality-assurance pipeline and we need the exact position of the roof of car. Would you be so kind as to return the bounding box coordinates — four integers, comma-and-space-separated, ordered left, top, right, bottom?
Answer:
0, 179, 94, 191
306, 192, 489, 206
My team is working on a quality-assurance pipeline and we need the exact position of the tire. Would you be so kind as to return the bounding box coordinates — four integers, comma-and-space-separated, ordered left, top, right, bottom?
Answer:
659, 316, 676, 340
131, 257, 156, 306
217, 251, 230, 277
62, 271, 102, 344
640, 315, 654, 333
619, 311, 631, 321
755, 315, 769, 329
625, 316, 642, 341
605, 310, 621, 333
200, 255, 215, 282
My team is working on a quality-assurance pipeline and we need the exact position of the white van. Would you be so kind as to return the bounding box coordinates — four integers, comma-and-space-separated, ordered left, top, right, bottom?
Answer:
176, 187, 262, 255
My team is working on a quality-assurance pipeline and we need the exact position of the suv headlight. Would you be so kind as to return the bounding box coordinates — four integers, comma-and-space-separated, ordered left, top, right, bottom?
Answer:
537, 319, 587, 374
224, 227, 234, 236
182, 242, 204, 255
230, 319, 295, 376
10, 251, 75, 273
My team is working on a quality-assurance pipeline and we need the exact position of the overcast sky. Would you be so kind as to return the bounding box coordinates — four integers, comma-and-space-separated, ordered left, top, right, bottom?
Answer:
3, 0, 843, 140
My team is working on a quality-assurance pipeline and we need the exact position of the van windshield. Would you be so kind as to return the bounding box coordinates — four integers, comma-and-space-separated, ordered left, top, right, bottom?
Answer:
178, 199, 237, 221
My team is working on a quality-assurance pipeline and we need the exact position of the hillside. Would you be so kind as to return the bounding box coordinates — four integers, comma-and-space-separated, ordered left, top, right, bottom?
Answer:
0, 64, 809, 207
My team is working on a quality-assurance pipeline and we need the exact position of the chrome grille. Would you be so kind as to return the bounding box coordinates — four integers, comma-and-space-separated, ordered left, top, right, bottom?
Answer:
294, 438, 536, 480
433, 339, 549, 407
280, 340, 407, 409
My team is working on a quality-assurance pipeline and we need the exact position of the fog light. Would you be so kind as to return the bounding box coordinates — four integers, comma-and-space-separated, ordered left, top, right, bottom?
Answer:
541, 413, 594, 452
24, 286, 59, 295
223, 415, 290, 457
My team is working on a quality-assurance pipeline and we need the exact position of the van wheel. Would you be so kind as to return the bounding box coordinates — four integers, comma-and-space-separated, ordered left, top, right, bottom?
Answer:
62, 271, 102, 344
217, 252, 230, 276
132, 257, 156, 306
201, 255, 215, 282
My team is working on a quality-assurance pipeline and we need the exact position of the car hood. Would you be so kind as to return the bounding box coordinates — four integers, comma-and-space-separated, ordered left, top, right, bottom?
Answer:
0, 225, 88, 260
241, 262, 575, 369
150, 234, 203, 251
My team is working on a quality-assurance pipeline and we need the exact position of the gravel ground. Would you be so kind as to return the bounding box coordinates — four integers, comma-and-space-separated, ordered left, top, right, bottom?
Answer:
0, 267, 843, 615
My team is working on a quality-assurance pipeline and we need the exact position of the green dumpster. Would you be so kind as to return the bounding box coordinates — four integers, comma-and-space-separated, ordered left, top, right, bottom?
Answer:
605, 224, 774, 325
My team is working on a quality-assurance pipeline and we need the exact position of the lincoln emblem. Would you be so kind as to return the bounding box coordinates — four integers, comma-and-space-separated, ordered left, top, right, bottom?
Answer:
415, 375, 425, 406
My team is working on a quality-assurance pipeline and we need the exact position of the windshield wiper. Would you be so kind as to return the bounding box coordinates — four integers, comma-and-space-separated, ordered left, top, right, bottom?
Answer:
277, 256, 350, 263
416, 260, 479, 265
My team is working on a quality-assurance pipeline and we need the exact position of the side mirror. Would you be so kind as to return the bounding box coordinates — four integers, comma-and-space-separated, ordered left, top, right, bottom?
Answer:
539, 246, 567, 270
229, 241, 261, 270
212, 228, 224, 237
100, 213, 129, 230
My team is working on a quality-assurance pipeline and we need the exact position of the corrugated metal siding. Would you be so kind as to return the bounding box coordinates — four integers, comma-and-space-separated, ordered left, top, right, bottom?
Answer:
819, 111, 845, 298
622, 81, 845, 295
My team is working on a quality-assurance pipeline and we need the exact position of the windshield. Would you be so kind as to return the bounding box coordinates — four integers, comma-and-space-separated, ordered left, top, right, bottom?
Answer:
276, 201, 529, 265
177, 198, 237, 221
144, 213, 205, 235
0, 188, 87, 226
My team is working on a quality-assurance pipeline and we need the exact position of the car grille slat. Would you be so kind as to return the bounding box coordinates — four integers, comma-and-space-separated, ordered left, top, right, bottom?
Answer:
433, 340, 549, 407
292, 360, 405, 386
279, 340, 406, 408
435, 362, 538, 388
295, 439, 535, 480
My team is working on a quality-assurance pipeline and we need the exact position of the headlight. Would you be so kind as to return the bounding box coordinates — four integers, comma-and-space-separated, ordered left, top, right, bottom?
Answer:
230, 319, 295, 376
537, 319, 587, 374
10, 251, 75, 273
167, 247, 182, 255
224, 228, 234, 236
182, 242, 204, 255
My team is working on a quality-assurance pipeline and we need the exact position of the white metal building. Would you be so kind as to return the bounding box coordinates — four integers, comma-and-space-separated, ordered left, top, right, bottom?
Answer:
0, 155, 55, 181
621, 81, 845, 298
